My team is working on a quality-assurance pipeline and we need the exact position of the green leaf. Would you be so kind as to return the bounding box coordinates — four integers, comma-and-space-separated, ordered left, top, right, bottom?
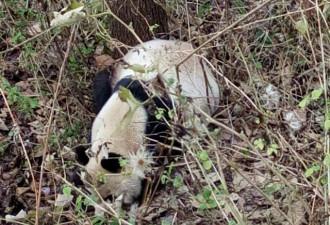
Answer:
253, 138, 265, 150
203, 160, 212, 170
202, 189, 212, 199
62, 0, 84, 14
298, 96, 310, 108
118, 86, 141, 130
155, 108, 165, 120
311, 89, 323, 100
168, 78, 175, 86
198, 151, 209, 161
200, 202, 207, 210
207, 199, 217, 208
75, 195, 82, 211
242, 150, 250, 156
119, 157, 127, 168
173, 176, 182, 187
324, 119, 330, 131
198, 1, 211, 18
70, 0, 84, 9
127, 64, 146, 73
62, 186, 72, 196
264, 183, 282, 195
119, 210, 126, 218
267, 143, 278, 156
92, 216, 105, 225
228, 220, 238, 225
321, 176, 327, 185
161, 175, 168, 184
161, 220, 171, 225
118, 86, 132, 102
196, 193, 204, 202
295, 19, 308, 34
304, 167, 314, 178
149, 24, 159, 32
168, 110, 174, 119
255, 61, 262, 69
128, 218, 135, 225
210, 128, 220, 137
179, 95, 187, 104
323, 154, 330, 166
83, 193, 98, 206
305, 165, 320, 178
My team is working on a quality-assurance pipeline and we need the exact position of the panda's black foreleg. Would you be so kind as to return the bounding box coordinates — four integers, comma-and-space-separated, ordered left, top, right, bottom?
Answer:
93, 68, 113, 113
69, 145, 91, 187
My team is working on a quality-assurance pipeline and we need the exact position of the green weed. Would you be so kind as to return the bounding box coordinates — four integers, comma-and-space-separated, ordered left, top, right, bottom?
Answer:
1, 81, 38, 118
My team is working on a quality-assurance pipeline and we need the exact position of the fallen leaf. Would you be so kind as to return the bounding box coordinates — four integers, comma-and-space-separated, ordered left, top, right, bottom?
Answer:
54, 194, 74, 207
281, 65, 294, 89
287, 200, 308, 224
233, 173, 250, 192
284, 109, 306, 131
295, 19, 308, 35
16, 187, 30, 196
0, 118, 8, 131
2, 168, 19, 180
95, 54, 114, 70
5, 210, 27, 221
50, 4, 85, 27
26, 22, 43, 36
0, 109, 8, 118
261, 84, 281, 109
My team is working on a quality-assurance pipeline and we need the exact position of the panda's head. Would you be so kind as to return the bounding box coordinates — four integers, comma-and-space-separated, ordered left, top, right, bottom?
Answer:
75, 76, 172, 207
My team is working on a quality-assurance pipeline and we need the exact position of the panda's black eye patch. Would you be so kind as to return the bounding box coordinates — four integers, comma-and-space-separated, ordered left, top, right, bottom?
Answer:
73, 145, 90, 166
101, 152, 124, 173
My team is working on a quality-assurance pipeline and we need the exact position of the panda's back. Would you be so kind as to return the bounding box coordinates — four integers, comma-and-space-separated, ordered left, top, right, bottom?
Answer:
115, 39, 219, 114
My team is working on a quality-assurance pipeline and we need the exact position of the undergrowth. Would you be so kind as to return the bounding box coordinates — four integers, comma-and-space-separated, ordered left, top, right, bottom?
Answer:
0, 0, 329, 224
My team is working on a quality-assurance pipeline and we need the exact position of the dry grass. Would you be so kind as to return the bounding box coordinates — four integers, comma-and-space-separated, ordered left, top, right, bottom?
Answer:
0, 0, 329, 224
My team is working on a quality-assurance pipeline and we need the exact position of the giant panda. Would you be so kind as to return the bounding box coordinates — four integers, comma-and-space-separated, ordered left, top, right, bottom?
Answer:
75, 39, 219, 210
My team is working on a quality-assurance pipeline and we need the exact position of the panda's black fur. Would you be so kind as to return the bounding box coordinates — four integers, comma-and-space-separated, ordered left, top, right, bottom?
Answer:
93, 68, 113, 114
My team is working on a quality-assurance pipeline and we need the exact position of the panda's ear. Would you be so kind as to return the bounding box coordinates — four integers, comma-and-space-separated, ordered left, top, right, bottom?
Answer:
73, 145, 90, 165
93, 68, 114, 113
101, 152, 123, 173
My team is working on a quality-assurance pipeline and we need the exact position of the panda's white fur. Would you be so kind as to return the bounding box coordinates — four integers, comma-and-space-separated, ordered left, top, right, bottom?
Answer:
79, 39, 219, 208
115, 40, 218, 113
86, 91, 147, 205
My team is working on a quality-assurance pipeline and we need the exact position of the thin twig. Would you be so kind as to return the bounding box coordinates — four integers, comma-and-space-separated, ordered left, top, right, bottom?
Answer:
195, 104, 294, 190
0, 88, 39, 224
224, 159, 294, 225
53, 172, 133, 225
176, 0, 276, 68
200, 55, 263, 114
0, 27, 54, 55
89, 1, 145, 49
315, 0, 330, 223
36, 26, 77, 224
234, 6, 316, 30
